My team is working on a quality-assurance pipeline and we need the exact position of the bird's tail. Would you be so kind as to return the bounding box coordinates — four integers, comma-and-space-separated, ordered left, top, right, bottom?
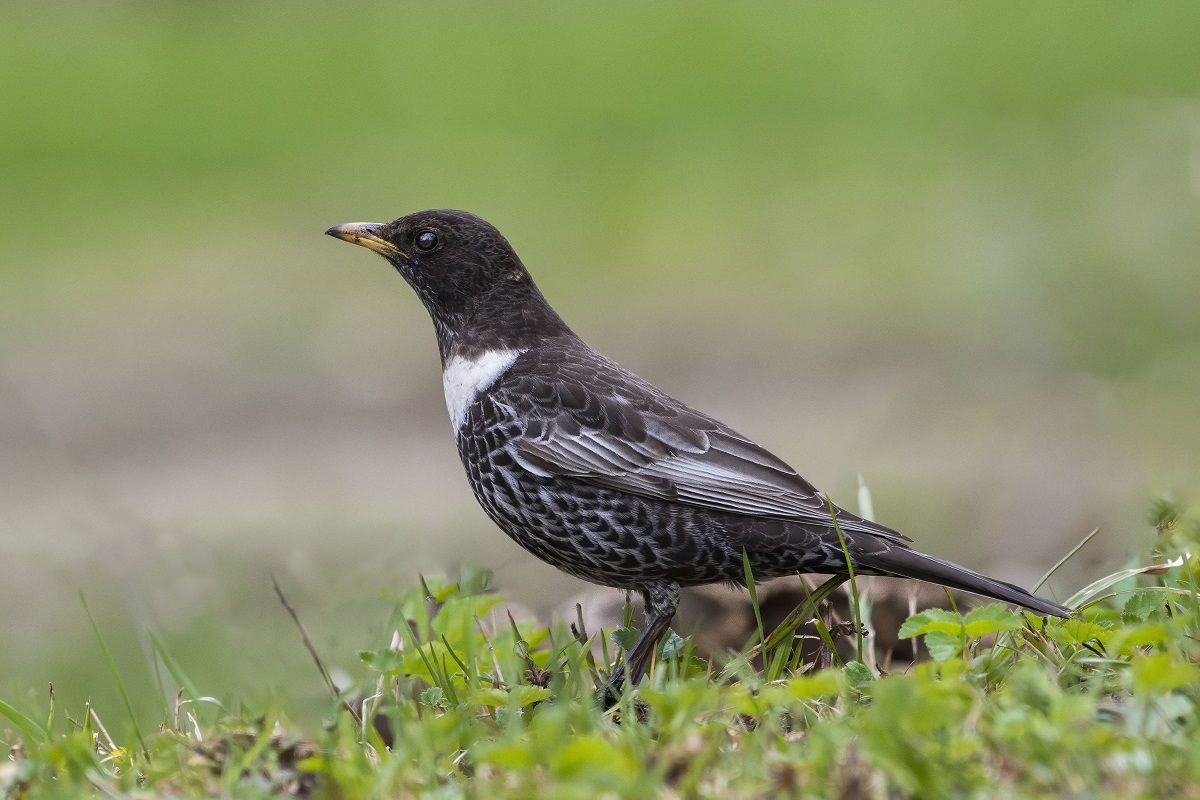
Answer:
848, 537, 1071, 618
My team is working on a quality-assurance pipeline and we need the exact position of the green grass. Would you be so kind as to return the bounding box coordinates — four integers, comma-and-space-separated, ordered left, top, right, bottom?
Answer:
3, 499, 1197, 798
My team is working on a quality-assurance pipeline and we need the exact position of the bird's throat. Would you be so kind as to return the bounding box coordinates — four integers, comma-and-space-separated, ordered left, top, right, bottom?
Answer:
442, 348, 527, 432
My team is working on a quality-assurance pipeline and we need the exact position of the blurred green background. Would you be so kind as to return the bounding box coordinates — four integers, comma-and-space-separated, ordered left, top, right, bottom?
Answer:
2, 3, 1198, 725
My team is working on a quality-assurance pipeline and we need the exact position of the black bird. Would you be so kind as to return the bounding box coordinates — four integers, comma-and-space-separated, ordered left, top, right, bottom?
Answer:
326, 210, 1070, 690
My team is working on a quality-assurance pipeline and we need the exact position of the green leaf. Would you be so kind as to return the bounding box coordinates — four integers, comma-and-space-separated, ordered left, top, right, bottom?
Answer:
1111, 622, 1171, 653
898, 609, 963, 639
550, 734, 637, 780
422, 575, 458, 603
726, 683, 764, 715
962, 604, 1024, 638
509, 685, 552, 707
470, 687, 511, 707
457, 566, 495, 596
786, 670, 845, 700
658, 629, 687, 660
419, 686, 445, 708
1122, 590, 1165, 621
1046, 619, 1112, 647
610, 626, 638, 652
1131, 653, 1200, 693
924, 631, 962, 662
358, 648, 406, 674
471, 685, 551, 708
844, 660, 875, 691
433, 593, 504, 644
476, 741, 536, 769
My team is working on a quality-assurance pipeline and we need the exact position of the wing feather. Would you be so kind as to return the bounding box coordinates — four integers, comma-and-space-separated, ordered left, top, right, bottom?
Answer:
491, 347, 910, 544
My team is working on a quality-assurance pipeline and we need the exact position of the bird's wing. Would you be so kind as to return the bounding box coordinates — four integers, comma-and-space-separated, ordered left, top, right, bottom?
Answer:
493, 347, 910, 545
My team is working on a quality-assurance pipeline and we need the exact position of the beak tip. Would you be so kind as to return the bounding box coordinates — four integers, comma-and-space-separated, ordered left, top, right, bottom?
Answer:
325, 223, 358, 241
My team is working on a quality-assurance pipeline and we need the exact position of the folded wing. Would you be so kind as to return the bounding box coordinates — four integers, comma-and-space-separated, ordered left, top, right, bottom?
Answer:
495, 348, 910, 546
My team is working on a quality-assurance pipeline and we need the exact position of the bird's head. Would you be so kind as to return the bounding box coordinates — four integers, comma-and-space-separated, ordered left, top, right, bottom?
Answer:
326, 209, 532, 322
326, 209, 567, 356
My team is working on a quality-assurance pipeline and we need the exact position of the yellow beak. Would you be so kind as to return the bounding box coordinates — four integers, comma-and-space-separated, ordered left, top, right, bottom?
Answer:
325, 222, 408, 258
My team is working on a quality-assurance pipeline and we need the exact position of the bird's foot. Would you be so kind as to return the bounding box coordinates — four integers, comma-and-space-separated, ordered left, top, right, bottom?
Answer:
594, 681, 648, 724
594, 681, 622, 711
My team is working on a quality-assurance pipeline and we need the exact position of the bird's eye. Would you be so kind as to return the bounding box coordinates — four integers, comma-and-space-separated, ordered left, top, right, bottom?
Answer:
415, 230, 439, 252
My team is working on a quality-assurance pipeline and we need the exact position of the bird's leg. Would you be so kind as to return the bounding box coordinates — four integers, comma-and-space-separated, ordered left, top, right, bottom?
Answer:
625, 583, 680, 686
600, 582, 679, 706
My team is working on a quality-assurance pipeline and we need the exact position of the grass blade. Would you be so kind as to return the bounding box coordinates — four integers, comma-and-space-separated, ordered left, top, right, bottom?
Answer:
272, 576, 363, 726
80, 592, 147, 757
148, 631, 201, 702
760, 574, 849, 653
741, 550, 766, 651
1035, 528, 1100, 592
0, 697, 48, 743
856, 474, 875, 522
855, 476, 878, 672
1066, 557, 1184, 608
827, 497, 865, 664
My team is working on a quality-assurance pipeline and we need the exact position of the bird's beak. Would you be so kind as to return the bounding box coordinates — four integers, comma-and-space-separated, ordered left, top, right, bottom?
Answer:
324, 222, 408, 258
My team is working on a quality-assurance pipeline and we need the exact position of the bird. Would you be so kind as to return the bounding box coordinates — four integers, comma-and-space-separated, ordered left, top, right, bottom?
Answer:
325, 209, 1070, 693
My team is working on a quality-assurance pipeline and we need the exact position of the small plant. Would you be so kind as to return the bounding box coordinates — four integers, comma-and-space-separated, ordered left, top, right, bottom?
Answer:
2, 499, 1198, 797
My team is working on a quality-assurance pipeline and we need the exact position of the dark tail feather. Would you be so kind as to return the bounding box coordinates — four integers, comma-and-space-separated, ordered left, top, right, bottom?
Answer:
855, 541, 1071, 618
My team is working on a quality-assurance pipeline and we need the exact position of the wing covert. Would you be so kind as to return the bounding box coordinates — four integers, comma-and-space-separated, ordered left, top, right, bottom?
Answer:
490, 347, 909, 545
